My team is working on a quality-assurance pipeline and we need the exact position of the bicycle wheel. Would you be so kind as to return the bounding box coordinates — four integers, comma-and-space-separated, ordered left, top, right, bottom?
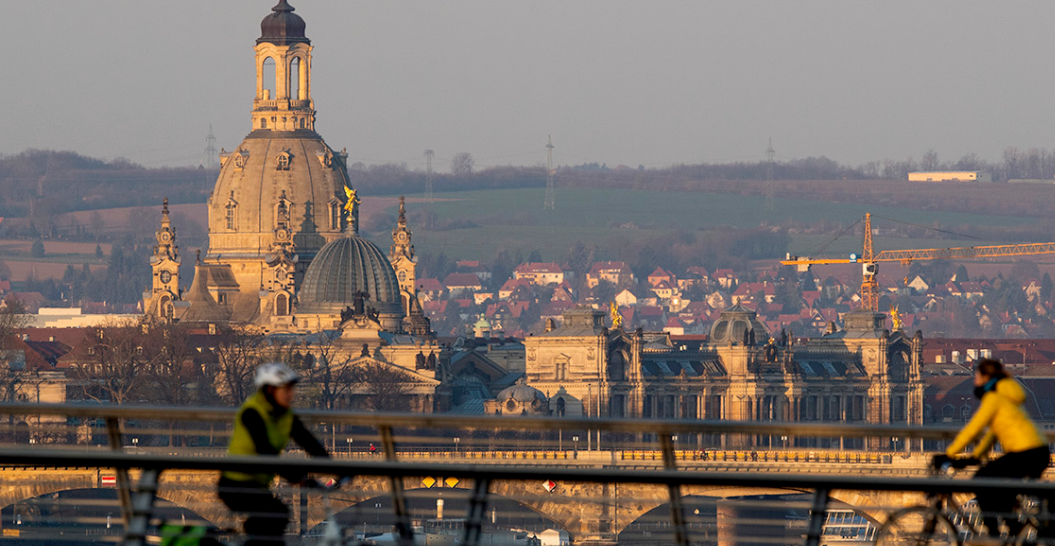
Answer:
876, 506, 961, 546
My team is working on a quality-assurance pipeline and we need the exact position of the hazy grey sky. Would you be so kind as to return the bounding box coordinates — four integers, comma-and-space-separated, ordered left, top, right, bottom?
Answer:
3, 1, 1055, 170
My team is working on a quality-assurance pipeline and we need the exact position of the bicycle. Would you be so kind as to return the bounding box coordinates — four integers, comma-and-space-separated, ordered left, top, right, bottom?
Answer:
156, 477, 356, 546
874, 458, 1052, 546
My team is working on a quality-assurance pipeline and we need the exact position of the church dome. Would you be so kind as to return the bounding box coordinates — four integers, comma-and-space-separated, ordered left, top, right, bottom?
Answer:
297, 234, 403, 316
709, 302, 769, 346
259, 0, 308, 45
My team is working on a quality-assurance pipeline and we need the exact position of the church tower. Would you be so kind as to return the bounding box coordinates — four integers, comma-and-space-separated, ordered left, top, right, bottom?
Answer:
201, 0, 355, 326
251, 0, 315, 134
144, 198, 180, 321
389, 196, 417, 315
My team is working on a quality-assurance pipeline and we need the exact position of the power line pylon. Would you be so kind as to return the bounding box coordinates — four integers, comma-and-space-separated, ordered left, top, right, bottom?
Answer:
543, 135, 555, 209
764, 137, 776, 212
205, 124, 218, 170
424, 149, 435, 229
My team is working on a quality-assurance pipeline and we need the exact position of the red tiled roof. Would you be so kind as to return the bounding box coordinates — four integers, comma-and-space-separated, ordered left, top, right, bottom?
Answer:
443, 273, 484, 288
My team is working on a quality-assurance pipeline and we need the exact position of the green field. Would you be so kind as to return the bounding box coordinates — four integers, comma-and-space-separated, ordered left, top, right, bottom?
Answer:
362, 188, 1042, 262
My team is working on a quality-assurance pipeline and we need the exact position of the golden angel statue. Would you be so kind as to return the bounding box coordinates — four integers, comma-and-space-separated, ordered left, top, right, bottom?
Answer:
343, 186, 360, 217
889, 305, 902, 331
610, 301, 623, 329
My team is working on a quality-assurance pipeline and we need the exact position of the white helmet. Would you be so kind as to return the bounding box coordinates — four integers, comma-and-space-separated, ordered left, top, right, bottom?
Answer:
255, 362, 299, 388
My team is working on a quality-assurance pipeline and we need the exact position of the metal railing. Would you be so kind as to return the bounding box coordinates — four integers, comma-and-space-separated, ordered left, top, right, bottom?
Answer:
0, 402, 1051, 546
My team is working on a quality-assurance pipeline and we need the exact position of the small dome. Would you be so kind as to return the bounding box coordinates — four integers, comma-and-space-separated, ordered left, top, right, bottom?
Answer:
710, 302, 769, 345
496, 382, 547, 404
259, 0, 309, 45
298, 234, 402, 316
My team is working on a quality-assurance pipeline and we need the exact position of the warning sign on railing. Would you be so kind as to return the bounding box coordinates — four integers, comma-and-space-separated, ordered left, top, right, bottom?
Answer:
101, 476, 116, 487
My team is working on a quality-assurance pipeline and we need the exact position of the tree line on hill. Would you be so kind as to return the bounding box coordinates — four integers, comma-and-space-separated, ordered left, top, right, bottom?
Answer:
6, 146, 1055, 227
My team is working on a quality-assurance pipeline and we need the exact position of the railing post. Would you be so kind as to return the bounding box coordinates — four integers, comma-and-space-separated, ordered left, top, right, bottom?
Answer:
105, 417, 133, 528
804, 488, 830, 546
661, 433, 690, 546
380, 424, 414, 546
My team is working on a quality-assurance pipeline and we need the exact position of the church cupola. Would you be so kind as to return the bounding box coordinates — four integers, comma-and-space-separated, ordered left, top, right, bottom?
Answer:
259, 0, 308, 46
253, 1, 314, 133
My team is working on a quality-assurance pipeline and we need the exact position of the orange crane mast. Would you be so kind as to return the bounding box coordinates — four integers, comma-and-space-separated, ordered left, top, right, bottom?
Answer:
781, 213, 1055, 312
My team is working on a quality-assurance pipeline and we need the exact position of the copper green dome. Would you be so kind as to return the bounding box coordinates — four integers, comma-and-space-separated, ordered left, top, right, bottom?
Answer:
297, 234, 402, 316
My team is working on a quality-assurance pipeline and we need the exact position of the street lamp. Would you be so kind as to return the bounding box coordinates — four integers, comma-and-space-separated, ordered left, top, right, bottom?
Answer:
132, 438, 139, 453
892, 436, 900, 452
781, 435, 788, 449
375, 502, 382, 529
453, 437, 460, 454
572, 435, 579, 457
346, 437, 353, 454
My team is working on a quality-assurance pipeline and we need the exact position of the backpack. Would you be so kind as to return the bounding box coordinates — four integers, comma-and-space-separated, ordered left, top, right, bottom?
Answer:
158, 523, 222, 546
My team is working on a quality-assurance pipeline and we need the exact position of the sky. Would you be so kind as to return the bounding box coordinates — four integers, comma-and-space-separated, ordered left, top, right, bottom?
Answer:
3, 1, 1055, 171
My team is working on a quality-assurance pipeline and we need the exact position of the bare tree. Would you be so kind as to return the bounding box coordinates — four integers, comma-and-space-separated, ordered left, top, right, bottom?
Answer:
212, 325, 265, 406
920, 149, 939, 171
451, 152, 475, 177
300, 333, 357, 411
351, 361, 414, 412
72, 320, 158, 404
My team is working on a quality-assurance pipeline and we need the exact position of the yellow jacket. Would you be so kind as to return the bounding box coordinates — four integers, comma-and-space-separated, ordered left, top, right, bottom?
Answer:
946, 377, 1046, 458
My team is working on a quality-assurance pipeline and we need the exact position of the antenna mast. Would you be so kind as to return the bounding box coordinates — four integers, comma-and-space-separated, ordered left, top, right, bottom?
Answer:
544, 135, 555, 209
765, 137, 776, 211
424, 149, 435, 229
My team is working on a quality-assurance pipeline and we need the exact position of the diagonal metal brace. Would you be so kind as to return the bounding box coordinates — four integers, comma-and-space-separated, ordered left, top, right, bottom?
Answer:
121, 468, 161, 546
661, 433, 690, 546
106, 417, 132, 527
804, 488, 831, 546
462, 478, 492, 546
380, 424, 415, 546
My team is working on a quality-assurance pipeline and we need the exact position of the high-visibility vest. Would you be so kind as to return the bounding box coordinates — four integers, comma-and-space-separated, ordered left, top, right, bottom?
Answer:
221, 390, 294, 486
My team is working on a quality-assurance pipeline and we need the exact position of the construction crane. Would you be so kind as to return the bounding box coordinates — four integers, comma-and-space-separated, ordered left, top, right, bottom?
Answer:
781, 213, 1055, 312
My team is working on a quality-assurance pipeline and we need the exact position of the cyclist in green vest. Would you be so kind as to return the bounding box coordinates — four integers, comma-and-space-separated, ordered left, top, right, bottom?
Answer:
217, 362, 330, 546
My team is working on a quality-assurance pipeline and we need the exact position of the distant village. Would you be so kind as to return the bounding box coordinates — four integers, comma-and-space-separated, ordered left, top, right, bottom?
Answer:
404, 258, 1055, 341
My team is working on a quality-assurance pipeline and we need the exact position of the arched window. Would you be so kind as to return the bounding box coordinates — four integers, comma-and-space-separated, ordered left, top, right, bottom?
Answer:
261, 57, 276, 100
289, 57, 300, 100
275, 293, 289, 316
260, 118, 267, 129
300, 118, 306, 129
942, 404, 954, 420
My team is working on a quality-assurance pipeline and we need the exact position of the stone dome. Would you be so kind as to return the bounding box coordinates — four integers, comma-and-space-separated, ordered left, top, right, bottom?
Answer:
208, 136, 348, 264
297, 234, 403, 317
709, 302, 770, 346
259, 0, 308, 45
496, 382, 548, 405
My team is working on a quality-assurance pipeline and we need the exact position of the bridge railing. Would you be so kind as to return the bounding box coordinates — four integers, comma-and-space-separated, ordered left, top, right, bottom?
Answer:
0, 403, 1051, 546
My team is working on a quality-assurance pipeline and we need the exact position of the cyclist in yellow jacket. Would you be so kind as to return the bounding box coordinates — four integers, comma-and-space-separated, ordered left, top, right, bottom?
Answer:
934, 359, 1050, 537
217, 363, 330, 546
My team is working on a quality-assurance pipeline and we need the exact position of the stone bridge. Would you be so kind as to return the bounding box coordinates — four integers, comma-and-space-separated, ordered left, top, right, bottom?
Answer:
0, 451, 937, 544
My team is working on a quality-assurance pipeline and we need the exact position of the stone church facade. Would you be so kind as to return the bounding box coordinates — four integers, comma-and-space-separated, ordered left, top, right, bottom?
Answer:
138, 1, 442, 410
141, 0, 428, 338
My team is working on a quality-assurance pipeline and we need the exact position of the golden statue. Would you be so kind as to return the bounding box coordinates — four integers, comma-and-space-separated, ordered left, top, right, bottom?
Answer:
343, 186, 360, 216
890, 305, 903, 331
610, 301, 623, 329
